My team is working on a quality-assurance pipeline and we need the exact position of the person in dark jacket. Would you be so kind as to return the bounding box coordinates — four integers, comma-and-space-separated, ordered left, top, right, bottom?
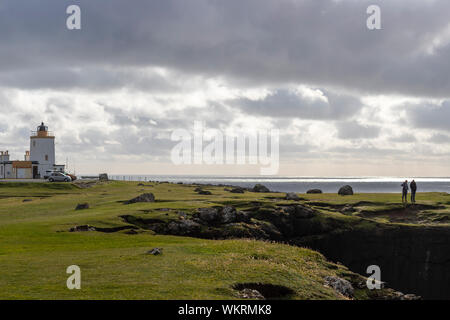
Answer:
410, 180, 417, 204
401, 180, 409, 204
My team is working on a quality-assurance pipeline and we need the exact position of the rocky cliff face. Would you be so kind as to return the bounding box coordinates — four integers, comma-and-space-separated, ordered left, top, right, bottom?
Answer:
298, 226, 450, 300
118, 203, 450, 299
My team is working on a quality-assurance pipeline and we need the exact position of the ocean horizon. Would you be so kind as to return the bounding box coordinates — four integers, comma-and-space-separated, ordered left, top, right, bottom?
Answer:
106, 175, 450, 194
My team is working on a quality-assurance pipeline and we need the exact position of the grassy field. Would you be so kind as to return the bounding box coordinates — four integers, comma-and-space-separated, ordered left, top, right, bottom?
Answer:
0, 180, 447, 299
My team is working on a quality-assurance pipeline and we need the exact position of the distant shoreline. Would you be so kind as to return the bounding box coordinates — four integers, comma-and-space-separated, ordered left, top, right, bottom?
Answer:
106, 175, 450, 194
1, 176, 448, 193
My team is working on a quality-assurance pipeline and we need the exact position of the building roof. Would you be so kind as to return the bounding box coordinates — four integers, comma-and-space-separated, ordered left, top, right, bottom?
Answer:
12, 161, 32, 168
0, 161, 38, 165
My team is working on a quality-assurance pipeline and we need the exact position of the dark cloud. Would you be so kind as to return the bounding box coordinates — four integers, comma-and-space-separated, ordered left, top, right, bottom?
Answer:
231, 89, 362, 120
105, 101, 234, 130
0, 66, 180, 92
408, 101, 450, 132
336, 121, 380, 140
1, 0, 450, 174
57, 123, 175, 160
0, 0, 449, 97
428, 133, 450, 144
389, 133, 417, 143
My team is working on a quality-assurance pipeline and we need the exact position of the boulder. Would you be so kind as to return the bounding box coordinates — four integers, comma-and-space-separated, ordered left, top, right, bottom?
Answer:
70, 225, 96, 232
340, 204, 355, 214
324, 276, 354, 298
235, 210, 251, 223
280, 205, 295, 215
285, 192, 300, 201
252, 184, 270, 193
167, 219, 201, 235
125, 193, 155, 204
196, 206, 237, 224
401, 294, 421, 300
293, 205, 316, 219
147, 248, 163, 255
222, 206, 237, 224
230, 187, 245, 194
387, 291, 421, 300
197, 190, 212, 195
197, 207, 220, 223
177, 211, 187, 218
99, 173, 109, 181
307, 189, 322, 194
75, 203, 89, 210
338, 185, 354, 196
22, 199, 33, 202
238, 289, 264, 300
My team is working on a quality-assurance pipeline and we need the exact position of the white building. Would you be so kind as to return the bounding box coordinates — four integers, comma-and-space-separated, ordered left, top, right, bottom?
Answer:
30, 122, 57, 178
0, 122, 65, 179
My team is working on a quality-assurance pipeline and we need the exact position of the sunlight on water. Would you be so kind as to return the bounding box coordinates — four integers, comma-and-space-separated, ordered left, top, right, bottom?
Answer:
108, 175, 450, 193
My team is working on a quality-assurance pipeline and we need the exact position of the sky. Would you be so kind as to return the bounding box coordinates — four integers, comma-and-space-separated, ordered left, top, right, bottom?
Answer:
0, 0, 449, 176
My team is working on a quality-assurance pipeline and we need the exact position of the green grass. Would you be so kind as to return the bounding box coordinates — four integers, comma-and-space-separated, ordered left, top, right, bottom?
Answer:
0, 181, 447, 299
302, 192, 450, 225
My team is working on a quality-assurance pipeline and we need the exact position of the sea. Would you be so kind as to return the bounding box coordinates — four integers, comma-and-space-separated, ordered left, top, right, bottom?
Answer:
108, 175, 450, 194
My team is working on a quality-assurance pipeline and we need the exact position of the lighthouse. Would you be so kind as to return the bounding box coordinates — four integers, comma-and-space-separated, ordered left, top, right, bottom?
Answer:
30, 122, 56, 178
0, 122, 65, 179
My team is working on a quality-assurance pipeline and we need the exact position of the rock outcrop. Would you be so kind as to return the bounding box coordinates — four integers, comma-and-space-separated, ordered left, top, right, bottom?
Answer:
197, 190, 212, 195
338, 185, 354, 196
124, 204, 320, 241
238, 289, 265, 300
167, 219, 202, 235
75, 203, 89, 210
124, 193, 155, 204
340, 204, 355, 215
252, 184, 270, 193
221, 206, 238, 223
196, 206, 237, 225
147, 248, 163, 255
285, 192, 300, 201
109, 196, 437, 299
324, 276, 354, 298
115, 198, 445, 299
70, 225, 96, 232
307, 189, 322, 194
300, 227, 449, 299
230, 187, 245, 194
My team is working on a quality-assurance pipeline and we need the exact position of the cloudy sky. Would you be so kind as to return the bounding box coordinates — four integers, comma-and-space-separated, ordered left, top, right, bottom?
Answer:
0, 0, 449, 176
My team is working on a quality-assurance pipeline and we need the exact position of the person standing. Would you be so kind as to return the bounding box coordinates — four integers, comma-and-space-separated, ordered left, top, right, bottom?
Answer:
401, 180, 409, 204
410, 180, 417, 204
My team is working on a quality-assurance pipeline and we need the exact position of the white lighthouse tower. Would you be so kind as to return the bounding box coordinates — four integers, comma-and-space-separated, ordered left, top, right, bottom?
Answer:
30, 122, 55, 178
